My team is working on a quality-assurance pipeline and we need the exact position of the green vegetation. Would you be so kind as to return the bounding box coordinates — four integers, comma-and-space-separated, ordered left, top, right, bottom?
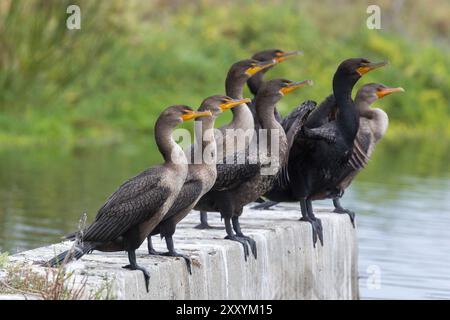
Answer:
1, 0, 449, 148
0, 252, 114, 299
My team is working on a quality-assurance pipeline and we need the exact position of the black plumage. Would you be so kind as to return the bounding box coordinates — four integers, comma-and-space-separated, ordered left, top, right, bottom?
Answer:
256, 59, 388, 246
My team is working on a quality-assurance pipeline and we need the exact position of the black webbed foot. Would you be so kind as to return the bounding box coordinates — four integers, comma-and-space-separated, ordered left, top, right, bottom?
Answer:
194, 222, 222, 230
195, 211, 222, 229
159, 251, 192, 275
236, 234, 257, 259
333, 207, 356, 228
122, 264, 150, 292
299, 217, 324, 247
148, 248, 161, 255
251, 200, 279, 210
225, 234, 250, 261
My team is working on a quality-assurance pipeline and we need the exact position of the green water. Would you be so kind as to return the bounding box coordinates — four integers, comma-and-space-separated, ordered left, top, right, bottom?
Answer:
0, 137, 449, 299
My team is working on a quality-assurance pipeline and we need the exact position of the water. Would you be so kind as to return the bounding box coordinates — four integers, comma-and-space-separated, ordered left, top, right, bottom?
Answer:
0, 137, 449, 299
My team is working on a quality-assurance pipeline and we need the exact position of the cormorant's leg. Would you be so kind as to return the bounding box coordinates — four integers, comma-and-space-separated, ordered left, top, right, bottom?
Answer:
147, 236, 161, 255
122, 250, 150, 292
307, 199, 323, 246
299, 198, 323, 247
251, 200, 279, 210
159, 236, 192, 275
224, 216, 249, 261
194, 211, 221, 229
332, 198, 355, 228
232, 216, 257, 259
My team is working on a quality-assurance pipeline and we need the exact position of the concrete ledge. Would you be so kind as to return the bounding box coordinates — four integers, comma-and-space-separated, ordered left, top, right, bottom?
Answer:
4, 206, 358, 300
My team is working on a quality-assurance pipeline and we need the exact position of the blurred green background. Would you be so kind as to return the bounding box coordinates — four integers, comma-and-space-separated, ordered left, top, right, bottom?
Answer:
0, 0, 449, 148
1, 0, 450, 299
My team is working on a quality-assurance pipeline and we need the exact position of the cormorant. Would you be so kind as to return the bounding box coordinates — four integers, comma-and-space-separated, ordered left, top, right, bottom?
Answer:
255, 59, 387, 247
194, 79, 313, 260
329, 83, 404, 224
43, 105, 212, 292
195, 58, 275, 229
146, 96, 251, 273
247, 49, 302, 129
253, 83, 404, 227
197, 51, 300, 229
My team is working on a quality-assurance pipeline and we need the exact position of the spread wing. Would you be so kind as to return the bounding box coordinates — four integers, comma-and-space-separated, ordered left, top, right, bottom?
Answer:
276, 101, 317, 188
83, 167, 170, 242
303, 94, 336, 128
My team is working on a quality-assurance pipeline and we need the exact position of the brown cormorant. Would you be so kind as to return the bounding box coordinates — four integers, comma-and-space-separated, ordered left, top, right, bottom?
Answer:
195, 58, 275, 229
254, 59, 387, 247
197, 51, 300, 229
43, 105, 212, 292
247, 49, 302, 129
194, 79, 313, 260
146, 96, 251, 273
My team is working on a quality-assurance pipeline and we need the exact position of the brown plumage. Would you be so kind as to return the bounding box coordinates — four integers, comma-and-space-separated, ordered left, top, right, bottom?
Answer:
43, 105, 211, 292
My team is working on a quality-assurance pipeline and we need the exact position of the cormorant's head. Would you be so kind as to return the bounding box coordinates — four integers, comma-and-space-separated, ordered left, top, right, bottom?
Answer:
335, 58, 388, 84
252, 49, 302, 64
161, 105, 212, 126
356, 83, 405, 106
198, 95, 251, 118
228, 59, 276, 81
257, 78, 313, 104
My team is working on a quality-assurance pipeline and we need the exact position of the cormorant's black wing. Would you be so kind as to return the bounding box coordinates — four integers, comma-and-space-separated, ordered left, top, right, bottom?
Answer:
304, 94, 336, 128
281, 100, 317, 133
212, 151, 260, 191
83, 167, 170, 242
161, 177, 203, 222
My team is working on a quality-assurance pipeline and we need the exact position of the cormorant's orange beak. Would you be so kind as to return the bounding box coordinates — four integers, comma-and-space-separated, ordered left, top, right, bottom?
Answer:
356, 61, 388, 76
220, 98, 252, 111
376, 87, 405, 98
279, 80, 314, 95
181, 110, 212, 121
245, 60, 276, 76
274, 50, 303, 63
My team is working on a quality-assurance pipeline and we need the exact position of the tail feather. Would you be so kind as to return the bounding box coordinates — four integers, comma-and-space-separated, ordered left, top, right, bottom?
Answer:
42, 242, 95, 267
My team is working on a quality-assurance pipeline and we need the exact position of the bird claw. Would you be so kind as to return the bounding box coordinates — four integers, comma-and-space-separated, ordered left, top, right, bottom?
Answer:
194, 223, 222, 230
251, 200, 278, 210
333, 207, 356, 228
237, 234, 257, 259
148, 248, 162, 255
122, 264, 150, 293
225, 234, 250, 261
161, 252, 192, 275
300, 217, 324, 247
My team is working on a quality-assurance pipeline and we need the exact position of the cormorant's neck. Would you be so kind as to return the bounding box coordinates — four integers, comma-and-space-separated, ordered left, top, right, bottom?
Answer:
255, 95, 280, 130
354, 96, 372, 115
195, 117, 216, 150
247, 71, 265, 97
155, 119, 185, 166
225, 74, 246, 99
225, 74, 253, 126
333, 73, 359, 142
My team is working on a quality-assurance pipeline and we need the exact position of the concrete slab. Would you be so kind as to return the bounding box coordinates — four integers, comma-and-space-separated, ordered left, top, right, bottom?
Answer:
1, 205, 358, 300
